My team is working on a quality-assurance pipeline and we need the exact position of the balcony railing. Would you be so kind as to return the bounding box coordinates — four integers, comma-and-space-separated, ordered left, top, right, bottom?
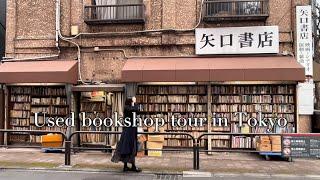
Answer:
84, 4, 145, 25
203, 0, 269, 22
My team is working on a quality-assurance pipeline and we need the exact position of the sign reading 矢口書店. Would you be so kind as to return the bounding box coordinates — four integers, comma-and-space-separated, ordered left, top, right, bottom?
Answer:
296, 6, 313, 76
195, 26, 279, 55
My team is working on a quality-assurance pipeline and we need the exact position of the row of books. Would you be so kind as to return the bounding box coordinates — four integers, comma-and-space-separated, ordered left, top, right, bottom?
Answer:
163, 139, 193, 147
31, 97, 67, 105
138, 95, 294, 104
212, 126, 230, 132
136, 95, 208, 104
211, 140, 230, 148
30, 116, 45, 125
231, 136, 253, 149
212, 85, 295, 94
9, 135, 29, 142
80, 102, 107, 112
31, 98, 52, 105
140, 104, 208, 112
30, 126, 67, 133
10, 95, 31, 102
272, 95, 294, 104
231, 124, 251, 133
139, 113, 207, 121
166, 123, 208, 132
30, 87, 66, 96
10, 110, 30, 118
212, 104, 295, 113
212, 112, 295, 122
11, 126, 29, 134
10, 87, 32, 94
12, 103, 31, 110
79, 112, 107, 121
80, 126, 107, 143
10, 119, 29, 126
137, 85, 207, 95
51, 107, 68, 115
31, 107, 50, 114
11, 86, 66, 96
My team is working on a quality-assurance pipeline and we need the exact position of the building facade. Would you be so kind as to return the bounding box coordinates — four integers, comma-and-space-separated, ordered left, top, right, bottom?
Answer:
0, 0, 6, 61
0, 0, 314, 148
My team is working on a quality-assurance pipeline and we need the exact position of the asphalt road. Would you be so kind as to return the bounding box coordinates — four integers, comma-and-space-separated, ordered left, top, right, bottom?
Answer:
0, 169, 320, 180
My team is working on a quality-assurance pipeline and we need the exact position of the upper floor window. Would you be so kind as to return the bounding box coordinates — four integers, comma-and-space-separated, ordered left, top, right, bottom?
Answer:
203, 0, 269, 22
84, 0, 145, 25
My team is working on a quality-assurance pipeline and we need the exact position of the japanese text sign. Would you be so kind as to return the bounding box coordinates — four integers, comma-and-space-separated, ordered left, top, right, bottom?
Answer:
195, 26, 279, 55
296, 6, 313, 76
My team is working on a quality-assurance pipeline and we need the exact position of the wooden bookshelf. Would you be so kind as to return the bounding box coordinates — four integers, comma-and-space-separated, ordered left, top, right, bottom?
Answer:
136, 85, 208, 148
211, 84, 296, 149
79, 92, 112, 146
8, 86, 69, 144
136, 84, 297, 150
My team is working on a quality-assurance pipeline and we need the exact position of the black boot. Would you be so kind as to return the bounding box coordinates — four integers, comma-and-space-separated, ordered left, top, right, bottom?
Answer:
123, 163, 130, 172
130, 164, 142, 172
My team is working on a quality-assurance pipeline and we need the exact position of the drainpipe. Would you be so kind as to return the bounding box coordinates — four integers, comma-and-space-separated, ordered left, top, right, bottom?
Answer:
56, 0, 86, 84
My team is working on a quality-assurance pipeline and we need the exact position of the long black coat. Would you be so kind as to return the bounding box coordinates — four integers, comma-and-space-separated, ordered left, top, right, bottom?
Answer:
111, 104, 139, 164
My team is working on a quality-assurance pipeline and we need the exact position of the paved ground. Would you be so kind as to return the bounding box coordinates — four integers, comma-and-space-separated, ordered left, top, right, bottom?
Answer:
0, 169, 320, 180
0, 148, 319, 176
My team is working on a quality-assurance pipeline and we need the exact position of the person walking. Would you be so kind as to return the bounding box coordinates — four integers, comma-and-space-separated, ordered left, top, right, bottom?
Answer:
111, 97, 142, 172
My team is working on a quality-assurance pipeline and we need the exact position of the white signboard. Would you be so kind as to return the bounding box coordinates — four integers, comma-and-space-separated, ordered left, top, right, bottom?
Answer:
296, 6, 313, 76
298, 82, 314, 115
195, 26, 279, 55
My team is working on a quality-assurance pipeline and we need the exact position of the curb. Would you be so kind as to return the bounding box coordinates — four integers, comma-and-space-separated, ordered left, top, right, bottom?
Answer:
1, 167, 320, 179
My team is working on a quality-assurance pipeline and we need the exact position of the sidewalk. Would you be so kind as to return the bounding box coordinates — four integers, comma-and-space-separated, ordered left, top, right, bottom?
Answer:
0, 148, 319, 176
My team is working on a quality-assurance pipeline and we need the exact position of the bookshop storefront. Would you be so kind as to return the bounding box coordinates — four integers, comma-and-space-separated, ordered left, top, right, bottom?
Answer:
71, 84, 125, 147
121, 55, 305, 149
0, 60, 78, 145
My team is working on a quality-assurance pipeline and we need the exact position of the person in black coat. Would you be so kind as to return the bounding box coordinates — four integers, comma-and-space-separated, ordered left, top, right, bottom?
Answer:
111, 97, 141, 172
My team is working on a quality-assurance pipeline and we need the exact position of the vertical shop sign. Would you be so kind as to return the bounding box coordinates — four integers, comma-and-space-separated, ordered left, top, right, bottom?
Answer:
296, 6, 313, 76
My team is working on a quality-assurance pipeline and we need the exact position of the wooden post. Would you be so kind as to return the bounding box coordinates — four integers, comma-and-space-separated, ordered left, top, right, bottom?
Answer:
0, 85, 4, 145
4, 85, 8, 146
207, 83, 212, 155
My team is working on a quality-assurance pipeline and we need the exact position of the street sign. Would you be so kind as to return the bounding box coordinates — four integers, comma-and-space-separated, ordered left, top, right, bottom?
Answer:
282, 134, 320, 158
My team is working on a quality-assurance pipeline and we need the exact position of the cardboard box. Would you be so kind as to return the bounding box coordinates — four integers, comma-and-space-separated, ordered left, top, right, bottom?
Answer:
261, 140, 271, 144
41, 134, 63, 148
259, 144, 272, 152
147, 126, 165, 142
147, 141, 163, 149
270, 136, 281, 145
260, 136, 270, 141
148, 135, 165, 142
272, 144, 282, 152
148, 150, 162, 157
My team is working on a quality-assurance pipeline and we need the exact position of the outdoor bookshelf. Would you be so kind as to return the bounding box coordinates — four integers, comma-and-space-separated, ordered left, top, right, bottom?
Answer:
211, 84, 296, 149
79, 92, 113, 146
8, 86, 69, 144
136, 84, 297, 150
136, 85, 208, 148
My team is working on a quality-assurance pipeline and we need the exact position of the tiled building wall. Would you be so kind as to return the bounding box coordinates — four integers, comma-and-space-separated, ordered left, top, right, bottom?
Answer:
5, 0, 310, 82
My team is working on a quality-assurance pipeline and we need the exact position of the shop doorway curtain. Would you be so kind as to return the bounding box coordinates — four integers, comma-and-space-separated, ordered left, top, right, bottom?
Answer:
110, 92, 124, 146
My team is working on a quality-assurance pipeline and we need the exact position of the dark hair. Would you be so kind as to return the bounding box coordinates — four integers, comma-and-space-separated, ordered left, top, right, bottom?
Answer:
125, 98, 133, 106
